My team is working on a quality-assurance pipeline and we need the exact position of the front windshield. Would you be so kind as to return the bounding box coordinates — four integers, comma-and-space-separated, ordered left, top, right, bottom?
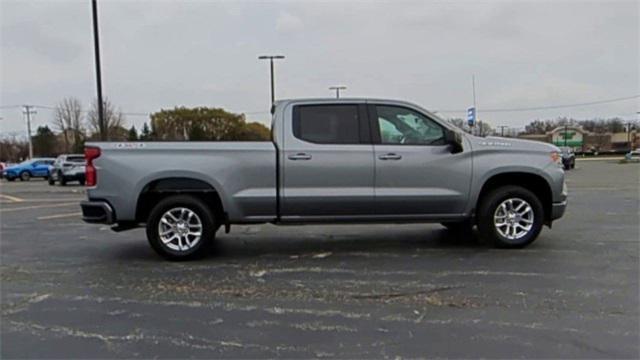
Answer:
18, 160, 34, 166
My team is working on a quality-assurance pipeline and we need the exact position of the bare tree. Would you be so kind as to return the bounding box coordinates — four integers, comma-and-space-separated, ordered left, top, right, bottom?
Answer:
53, 97, 83, 152
87, 98, 126, 140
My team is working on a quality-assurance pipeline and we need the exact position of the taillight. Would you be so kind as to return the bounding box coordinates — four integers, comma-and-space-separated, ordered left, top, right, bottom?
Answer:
85, 146, 101, 186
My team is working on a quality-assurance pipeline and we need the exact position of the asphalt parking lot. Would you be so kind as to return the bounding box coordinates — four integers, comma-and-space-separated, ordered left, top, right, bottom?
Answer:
1, 160, 638, 359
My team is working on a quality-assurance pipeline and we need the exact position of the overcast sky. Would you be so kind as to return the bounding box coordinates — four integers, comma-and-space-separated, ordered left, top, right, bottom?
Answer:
1, 0, 638, 135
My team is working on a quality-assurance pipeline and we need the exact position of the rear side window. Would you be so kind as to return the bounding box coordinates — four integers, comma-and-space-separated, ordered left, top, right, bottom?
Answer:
293, 105, 360, 144
67, 156, 85, 163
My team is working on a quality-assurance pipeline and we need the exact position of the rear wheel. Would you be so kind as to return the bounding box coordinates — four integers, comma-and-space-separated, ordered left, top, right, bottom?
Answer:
19, 171, 30, 181
146, 195, 216, 260
477, 186, 544, 248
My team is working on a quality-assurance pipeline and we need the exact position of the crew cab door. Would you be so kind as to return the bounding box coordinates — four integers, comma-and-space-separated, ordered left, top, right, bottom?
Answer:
370, 104, 472, 216
281, 103, 375, 218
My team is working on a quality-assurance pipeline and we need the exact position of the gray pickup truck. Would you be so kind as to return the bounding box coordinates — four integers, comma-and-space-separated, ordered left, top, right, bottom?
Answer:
81, 98, 567, 260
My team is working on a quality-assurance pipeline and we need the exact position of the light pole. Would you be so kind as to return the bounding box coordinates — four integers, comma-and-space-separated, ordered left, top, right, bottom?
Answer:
91, 0, 106, 140
329, 86, 347, 99
258, 55, 285, 106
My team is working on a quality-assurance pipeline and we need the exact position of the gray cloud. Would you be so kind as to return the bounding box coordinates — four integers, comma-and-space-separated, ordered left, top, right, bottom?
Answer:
1, 0, 638, 135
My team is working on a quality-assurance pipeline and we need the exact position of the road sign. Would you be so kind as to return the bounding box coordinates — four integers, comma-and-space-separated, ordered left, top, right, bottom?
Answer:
467, 107, 476, 127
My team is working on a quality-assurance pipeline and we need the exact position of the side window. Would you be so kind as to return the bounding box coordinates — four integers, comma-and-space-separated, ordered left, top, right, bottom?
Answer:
293, 105, 360, 144
376, 105, 444, 145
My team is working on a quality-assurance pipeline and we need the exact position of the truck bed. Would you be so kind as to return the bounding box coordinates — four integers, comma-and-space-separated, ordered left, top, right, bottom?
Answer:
86, 141, 277, 223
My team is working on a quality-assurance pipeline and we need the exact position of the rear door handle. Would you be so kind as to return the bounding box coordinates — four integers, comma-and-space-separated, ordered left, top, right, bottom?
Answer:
378, 153, 402, 160
288, 153, 312, 161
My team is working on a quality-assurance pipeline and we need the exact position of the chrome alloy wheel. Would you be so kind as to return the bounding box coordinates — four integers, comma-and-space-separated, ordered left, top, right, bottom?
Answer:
158, 207, 203, 251
493, 198, 534, 240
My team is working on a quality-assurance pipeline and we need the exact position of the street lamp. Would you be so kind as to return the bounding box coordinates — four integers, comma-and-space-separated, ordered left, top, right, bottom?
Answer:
91, 0, 105, 140
329, 86, 347, 99
258, 55, 285, 106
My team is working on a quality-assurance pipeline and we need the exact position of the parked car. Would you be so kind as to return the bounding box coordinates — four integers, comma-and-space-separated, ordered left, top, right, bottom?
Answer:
48, 154, 86, 186
559, 146, 575, 170
2, 158, 55, 181
81, 98, 568, 260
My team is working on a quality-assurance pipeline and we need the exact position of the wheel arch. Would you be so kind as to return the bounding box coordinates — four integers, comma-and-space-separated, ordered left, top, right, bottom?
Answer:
135, 177, 225, 224
475, 171, 553, 225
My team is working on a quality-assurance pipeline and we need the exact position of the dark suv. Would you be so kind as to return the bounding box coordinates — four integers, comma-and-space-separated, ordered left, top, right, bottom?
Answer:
559, 146, 575, 170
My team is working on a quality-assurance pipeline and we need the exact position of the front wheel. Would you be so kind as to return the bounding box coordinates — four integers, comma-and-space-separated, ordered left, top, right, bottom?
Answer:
146, 195, 217, 260
477, 186, 544, 248
19, 172, 31, 181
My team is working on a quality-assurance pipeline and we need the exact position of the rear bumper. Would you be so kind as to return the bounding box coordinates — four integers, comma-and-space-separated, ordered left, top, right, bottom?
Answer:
80, 200, 115, 224
551, 200, 567, 220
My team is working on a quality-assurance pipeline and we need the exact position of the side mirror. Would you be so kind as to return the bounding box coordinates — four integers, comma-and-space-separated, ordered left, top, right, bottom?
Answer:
445, 130, 463, 153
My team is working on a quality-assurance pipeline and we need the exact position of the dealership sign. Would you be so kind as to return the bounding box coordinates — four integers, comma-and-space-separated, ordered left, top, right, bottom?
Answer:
552, 127, 584, 147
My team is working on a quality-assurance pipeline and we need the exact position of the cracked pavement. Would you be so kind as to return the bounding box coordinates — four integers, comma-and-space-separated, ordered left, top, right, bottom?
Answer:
1, 160, 638, 358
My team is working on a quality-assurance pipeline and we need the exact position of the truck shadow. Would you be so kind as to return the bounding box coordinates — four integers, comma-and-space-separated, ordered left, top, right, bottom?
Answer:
110, 225, 486, 262
208, 225, 485, 260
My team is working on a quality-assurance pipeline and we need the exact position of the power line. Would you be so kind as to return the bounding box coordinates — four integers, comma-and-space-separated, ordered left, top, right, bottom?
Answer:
436, 94, 640, 113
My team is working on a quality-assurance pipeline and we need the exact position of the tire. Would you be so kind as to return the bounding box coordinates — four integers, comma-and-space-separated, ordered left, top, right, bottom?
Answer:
59, 172, 66, 186
19, 171, 31, 181
477, 185, 544, 248
79, 179, 85, 186
571, 161, 575, 169
48, 176, 55, 185
146, 195, 217, 260
6, 177, 15, 182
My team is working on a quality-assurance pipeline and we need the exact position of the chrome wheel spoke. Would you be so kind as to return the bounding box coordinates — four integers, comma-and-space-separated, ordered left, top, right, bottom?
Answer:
158, 207, 203, 252
493, 197, 535, 240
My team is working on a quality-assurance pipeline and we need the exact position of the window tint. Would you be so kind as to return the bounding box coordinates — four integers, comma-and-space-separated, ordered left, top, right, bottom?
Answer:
293, 105, 360, 144
67, 156, 85, 163
376, 106, 444, 145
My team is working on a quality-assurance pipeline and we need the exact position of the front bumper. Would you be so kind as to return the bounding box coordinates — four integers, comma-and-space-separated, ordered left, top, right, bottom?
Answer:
80, 200, 115, 224
551, 200, 567, 220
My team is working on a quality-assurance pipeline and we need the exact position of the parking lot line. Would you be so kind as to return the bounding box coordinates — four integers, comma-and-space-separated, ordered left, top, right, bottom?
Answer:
0, 202, 79, 213
0, 198, 85, 203
37, 212, 82, 220
0, 194, 25, 203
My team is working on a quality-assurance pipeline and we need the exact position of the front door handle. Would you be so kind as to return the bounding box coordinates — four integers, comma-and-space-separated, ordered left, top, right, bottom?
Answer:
378, 153, 402, 160
288, 153, 312, 161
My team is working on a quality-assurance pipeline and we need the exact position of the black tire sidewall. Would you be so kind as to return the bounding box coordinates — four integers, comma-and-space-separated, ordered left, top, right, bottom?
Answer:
477, 186, 544, 248
146, 195, 216, 260
20, 172, 30, 181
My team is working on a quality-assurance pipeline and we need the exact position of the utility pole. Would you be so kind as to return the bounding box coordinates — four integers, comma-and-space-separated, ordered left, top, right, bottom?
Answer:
258, 55, 285, 106
329, 86, 347, 99
91, 0, 106, 140
498, 125, 509, 137
23, 105, 36, 159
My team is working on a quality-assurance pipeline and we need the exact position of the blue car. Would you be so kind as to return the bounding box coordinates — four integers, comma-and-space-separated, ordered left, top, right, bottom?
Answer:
2, 158, 55, 181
